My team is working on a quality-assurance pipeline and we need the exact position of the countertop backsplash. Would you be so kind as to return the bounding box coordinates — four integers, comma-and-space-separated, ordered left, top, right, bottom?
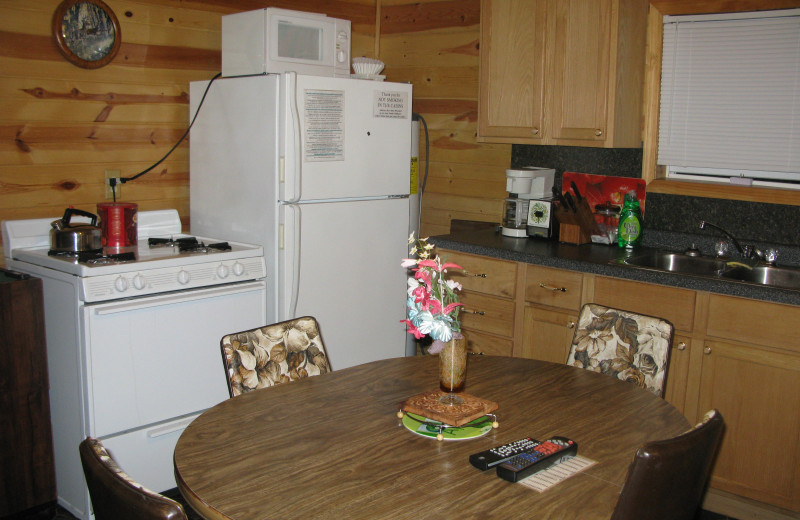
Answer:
511, 144, 800, 265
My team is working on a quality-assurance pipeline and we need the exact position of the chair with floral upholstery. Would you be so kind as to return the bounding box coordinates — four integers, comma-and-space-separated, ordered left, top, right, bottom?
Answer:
79, 437, 188, 520
566, 303, 674, 396
611, 409, 725, 520
220, 316, 332, 397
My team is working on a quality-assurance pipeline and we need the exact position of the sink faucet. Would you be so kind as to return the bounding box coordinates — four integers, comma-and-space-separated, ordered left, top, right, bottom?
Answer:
699, 221, 745, 256
699, 220, 778, 264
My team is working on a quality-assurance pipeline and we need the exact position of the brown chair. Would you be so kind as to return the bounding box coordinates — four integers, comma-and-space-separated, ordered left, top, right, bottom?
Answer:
566, 303, 674, 396
79, 437, 188, 520
611, 409, 725, 520
220, 316, 331, 397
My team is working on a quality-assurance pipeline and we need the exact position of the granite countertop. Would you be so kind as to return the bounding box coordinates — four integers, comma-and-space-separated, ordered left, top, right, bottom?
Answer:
430, 221, 800, 307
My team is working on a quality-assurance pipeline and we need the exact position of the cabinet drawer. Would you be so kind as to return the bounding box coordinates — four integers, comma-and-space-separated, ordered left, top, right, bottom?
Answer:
460, 291, 515, 338
438, 249, 517, 299
466, 329, 513, 357
707, 294, 800, 353
593, 277, 695, 333
524, 264, 583, 310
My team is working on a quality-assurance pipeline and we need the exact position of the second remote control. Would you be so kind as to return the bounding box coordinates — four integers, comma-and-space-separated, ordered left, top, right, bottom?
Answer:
496, 437, 578, 482
469, 437, 540, 471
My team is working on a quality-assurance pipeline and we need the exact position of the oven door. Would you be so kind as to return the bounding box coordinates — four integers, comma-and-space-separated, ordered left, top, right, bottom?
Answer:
81, 280, 267, 438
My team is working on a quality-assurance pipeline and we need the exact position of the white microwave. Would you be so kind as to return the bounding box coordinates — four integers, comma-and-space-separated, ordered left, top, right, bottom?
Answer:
222, 8, 351, 78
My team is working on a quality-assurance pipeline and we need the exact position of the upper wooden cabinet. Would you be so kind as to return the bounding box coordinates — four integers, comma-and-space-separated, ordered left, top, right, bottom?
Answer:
478, 0, 648, 147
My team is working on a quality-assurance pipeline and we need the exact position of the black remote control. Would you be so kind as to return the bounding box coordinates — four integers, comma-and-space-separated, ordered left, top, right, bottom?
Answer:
469, 437, 541, 471
496, 437, 578, 482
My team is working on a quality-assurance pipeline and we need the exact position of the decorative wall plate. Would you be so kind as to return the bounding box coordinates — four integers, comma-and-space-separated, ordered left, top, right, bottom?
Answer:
52, 0, 121, 69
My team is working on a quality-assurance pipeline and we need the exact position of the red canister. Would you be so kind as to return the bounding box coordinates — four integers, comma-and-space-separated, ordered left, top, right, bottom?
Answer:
97, 202, 138, 247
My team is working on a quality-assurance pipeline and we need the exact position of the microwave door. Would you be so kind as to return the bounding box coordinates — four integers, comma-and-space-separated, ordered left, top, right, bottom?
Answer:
281, 74, 413, 202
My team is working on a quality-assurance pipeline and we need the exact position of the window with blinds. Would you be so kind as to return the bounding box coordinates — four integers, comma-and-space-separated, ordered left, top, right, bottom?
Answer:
658, 9, 800, 189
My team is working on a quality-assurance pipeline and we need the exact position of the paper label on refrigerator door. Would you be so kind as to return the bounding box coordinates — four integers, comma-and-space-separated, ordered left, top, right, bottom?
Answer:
304, 89, 345, 162
374, 90, 408, 119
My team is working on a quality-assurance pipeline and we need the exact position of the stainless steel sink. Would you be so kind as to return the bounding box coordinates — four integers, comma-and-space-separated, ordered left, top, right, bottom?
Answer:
613, 251, 800, 291
721, 266, 800, 289
616, 252, 729, 276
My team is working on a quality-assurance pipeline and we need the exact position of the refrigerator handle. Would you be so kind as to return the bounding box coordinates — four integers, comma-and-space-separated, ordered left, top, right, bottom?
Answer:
285, 72, 302, 203
284, 203, 301, 320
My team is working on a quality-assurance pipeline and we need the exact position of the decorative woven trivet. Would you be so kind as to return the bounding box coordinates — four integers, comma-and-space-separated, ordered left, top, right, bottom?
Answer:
398, 390, 499, 427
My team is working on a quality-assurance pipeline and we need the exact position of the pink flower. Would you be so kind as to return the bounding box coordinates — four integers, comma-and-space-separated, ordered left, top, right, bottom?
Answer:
401, 319, 425, 339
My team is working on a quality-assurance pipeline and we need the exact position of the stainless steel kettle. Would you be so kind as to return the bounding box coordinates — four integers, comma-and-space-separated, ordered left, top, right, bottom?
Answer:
50, 208, 103, 253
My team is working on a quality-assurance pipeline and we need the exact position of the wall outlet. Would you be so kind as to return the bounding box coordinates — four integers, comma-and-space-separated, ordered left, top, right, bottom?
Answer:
104, 169, 121, 200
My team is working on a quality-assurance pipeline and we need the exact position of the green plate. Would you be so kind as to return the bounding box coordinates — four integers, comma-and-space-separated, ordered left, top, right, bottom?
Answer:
401, 412, 493, 441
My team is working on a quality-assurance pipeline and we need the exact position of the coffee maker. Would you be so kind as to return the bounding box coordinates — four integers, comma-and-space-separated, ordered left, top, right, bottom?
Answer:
501, 167, 555, 238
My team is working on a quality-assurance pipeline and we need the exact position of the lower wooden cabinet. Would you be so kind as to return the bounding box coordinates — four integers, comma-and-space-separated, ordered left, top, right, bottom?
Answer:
697, 339, 800, 511
435, 249, 800, 514
520, 304, 577, 364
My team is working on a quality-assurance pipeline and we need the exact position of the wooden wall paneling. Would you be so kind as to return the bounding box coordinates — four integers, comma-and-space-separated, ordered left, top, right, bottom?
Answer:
378, 0, 509, 236
0, 0, 377, 259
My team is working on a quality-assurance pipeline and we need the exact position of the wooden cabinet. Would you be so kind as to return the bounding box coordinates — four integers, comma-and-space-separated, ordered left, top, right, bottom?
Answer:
0, 271, 55, 515
434, 249, 800, 514
519, 265, 582, 362
478, 0, 648, 147
698, 295, 800, 512
437, 249, 518, 356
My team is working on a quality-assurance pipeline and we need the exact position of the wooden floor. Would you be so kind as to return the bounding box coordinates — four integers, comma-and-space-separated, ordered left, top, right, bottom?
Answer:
4, 491, 738, 520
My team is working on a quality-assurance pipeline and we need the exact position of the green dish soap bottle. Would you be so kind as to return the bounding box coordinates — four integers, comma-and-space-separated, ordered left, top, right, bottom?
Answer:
618, 191, 643, 248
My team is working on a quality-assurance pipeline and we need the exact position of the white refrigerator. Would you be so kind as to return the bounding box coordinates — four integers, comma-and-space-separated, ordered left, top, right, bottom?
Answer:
189, 73, 413, 370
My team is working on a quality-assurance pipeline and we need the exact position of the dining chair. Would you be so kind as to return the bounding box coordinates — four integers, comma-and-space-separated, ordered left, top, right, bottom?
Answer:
566, 303, 674, 396
611, 409, 725, 520
79, 437, 188, 520
220, 315, 332, 397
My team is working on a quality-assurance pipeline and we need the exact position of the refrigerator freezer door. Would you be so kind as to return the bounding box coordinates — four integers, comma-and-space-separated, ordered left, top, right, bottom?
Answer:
282, 74, 413, 202
279, 197, 409, 369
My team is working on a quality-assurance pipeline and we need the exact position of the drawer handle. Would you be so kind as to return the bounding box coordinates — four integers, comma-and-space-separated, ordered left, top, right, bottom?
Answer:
463, 308, 485, 316
468, 272, 487, 278
676, 342, 686, 351
539, 282, 566, 292
703, 346, 712, 355
567, 321, 575, 329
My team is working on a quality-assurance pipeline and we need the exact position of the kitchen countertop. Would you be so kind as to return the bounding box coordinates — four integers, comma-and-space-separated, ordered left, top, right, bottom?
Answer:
430, 221, 800, 307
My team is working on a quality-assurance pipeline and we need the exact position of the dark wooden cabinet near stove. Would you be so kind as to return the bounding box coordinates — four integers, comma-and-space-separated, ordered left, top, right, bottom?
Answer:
0, 268, 56, 515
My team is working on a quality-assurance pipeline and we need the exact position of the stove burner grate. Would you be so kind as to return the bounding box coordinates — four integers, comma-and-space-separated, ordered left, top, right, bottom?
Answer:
48, 250, 136, 264
179, 241, 232, 253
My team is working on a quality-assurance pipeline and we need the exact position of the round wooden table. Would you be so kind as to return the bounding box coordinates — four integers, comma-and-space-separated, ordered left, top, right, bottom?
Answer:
174, 355, 689, 520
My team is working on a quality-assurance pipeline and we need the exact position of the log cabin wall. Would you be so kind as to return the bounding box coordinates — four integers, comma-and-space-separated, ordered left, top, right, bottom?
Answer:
379, 0, 510, 237
0, 0, 502, 257
0, 0, 376, 259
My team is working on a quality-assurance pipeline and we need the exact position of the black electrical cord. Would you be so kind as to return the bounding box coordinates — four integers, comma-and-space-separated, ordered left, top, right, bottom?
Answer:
109, 71, 223, 201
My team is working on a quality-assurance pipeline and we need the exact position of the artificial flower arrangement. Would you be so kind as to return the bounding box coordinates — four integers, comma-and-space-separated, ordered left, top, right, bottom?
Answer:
401, 234, 464, 354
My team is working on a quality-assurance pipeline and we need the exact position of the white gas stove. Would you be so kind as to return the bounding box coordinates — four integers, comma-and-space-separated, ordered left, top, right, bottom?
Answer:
2, 209, 268, 520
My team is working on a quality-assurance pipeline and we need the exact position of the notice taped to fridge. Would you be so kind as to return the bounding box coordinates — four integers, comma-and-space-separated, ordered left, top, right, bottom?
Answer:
304, 89, 345, 162
374, 90, 408, 119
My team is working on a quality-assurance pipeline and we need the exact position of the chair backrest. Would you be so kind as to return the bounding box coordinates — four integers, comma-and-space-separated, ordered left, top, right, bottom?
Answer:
220, 316, 331, 397
611, 409, 725, 520
79, 437, 188, 520
566, 303, 674, 396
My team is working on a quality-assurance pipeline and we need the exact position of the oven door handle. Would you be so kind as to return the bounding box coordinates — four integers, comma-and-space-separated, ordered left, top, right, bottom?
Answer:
91, 281, 266, 315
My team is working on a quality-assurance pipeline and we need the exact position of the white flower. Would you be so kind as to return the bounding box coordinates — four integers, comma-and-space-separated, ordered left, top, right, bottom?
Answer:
445, 279, 462, 291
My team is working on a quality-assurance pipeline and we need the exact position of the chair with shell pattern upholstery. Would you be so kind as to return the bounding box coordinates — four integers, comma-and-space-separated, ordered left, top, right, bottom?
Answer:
79, 437, 188, 520
220, 316, 331, 397
566, 303, 674, 396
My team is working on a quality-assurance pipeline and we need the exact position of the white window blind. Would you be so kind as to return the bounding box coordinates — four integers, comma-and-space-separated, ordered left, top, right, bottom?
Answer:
658, 9, 800, 188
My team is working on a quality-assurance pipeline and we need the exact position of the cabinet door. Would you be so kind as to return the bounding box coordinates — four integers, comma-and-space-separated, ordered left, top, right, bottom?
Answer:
697, 340, 800, 511
663, 334, 691, 419
520, 304, 577, 363
478, 0, 547, 141
547, 0, 611, 143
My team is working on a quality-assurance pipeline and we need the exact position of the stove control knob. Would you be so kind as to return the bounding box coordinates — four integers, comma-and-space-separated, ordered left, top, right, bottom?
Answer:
232, 262, 245, 276
216, 264, 230, 279
133, 274, 146, 290
177, 270, 191, 285
114, 276, 129, 292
